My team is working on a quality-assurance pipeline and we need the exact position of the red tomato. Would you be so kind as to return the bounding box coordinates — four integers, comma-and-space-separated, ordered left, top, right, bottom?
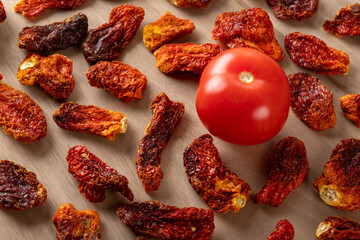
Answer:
196, 48, 290, 145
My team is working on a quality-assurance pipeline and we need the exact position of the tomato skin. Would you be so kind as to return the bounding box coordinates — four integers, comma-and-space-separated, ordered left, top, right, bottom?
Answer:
196, 48, 290, 145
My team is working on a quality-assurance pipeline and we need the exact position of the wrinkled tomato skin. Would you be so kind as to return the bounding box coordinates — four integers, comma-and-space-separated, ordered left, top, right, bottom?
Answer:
196, 48, 290, 145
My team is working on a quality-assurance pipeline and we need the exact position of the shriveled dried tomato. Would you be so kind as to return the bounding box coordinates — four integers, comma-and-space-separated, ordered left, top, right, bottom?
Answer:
67, 145, 134, 203
53, 102, 127, 141
154, 43, 223, 74
83, 5, 144, 65
0, 0, 6, 22
17, 53, 74, 101
53, 203, 101, 240
117, 201, 215, 240
143, 11, 195, 52
266, 0, 319, 21
136, 93, 184, 193
0, 75, 47, 143
18, 12, 88, 52
316, 216, 360, 240
183, 134, 251, 213
340, 94, 360, 128
0, 160, 47, 211
86, 61, 147, 103
212, 8, 284, 62
313, 138, 360, 211
323, 4, 360, 37
288, 73, 336, 131
267, 219, 295, 240
254, 137, 309, 207
284, 32, 350, 75
168, 0, 211, 8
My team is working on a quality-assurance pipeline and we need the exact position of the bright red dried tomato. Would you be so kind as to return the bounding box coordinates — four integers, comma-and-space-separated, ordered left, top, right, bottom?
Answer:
0, 0, 6, 22
168, 0, 211, 8
267, 219, 295, 240
316, 216, 360, 239
340, 94, 360, 128
266, 0, 319, 21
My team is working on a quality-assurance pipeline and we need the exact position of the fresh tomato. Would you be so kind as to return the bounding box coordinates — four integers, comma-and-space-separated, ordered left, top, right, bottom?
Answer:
196, 48, 290, 145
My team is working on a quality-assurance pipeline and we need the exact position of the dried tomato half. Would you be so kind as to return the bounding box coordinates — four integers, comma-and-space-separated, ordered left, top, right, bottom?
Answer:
288, 73, 336, 131
267, 219, 295, 240
168, 0, 211, 8
254, 137, 309, 207
0, 0, 6, 22
183, 134, 251, 213
284, 32, 350, 75
266, 0, 319, 21
67, 145, 134, 203
316, 216, 360, 240
117, 201, 215, 240
0, 160, 47, 211
340, 94, 360, 128
313, 138, 360, 211
212, 8, 284, 62
136, 93, 185, 193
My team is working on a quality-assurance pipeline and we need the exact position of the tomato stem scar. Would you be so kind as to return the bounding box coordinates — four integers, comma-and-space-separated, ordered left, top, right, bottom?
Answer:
239, 71, 253, 84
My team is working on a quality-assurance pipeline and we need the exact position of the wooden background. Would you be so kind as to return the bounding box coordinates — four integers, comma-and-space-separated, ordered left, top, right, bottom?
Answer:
0, 0, 359, 239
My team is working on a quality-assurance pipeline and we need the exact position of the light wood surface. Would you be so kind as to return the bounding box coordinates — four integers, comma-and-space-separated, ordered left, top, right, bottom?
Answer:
0, 0, 359, 239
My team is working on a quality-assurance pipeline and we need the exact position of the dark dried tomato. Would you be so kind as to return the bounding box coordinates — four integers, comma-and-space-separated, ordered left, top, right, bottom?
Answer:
266, 0, 319, 21
154, 43, 223, 74
168, 0, 211, 8
67, 145, 134, 203
340, 94, 360, 128
323, 4, 360, 37
18, 12, 88, 52
316, 216, 360, 240
284, 32, 350, 75
86, 61, 147, 103
82, 5, 144, 65
136, 93, 184, 193
53, 102, 127, 141
0, 0, 6, 22
212, 8, 284, 62
0, 160, 47, 211
288, 73, 336, 131
17, 53, 74, 101
53, 203, 101, 240
183, 134, 252, 213
267, 219, 295, 240
117, 201, 215, 240
313, 138, 360, 211
254, 137, 309, 207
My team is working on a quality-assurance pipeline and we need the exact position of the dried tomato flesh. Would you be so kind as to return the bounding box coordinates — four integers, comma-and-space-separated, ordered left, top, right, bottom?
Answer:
267, 219, 295, 240
86, 61, 147, 103
267, 0, 319, 21
136, 93, 185, 193
82, 5, 144, 65
254, 137, 309, 207
323, 4, 360, 37
154, 43, 223, 74
0, 0, 6, 22
288, 73, 336, 131
340, 94, 360, 128
0, 160, 47, 211
316, 216, 360, 240
212, 8, 284, 62
183, 134, 252, 213
53, 203, 101, 240
284, 32, 350, 75
143, 11, 195, 52
17, 53, 74, 101
117, 201, 215, 240
313, 138, 360, 211
53, 102, 127, 141
18, 12, 88, 52
0, 75, 47, 143
168, 0, 211, 8
67, 145, 134, 203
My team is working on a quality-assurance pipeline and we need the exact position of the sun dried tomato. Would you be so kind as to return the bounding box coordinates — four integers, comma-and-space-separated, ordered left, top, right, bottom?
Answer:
0, 0, 6, 22
266, 0, 319, 21
143, 11, 195, 52
288, 73, 336, 131
136, 93, 184, 193
53, 102, 127, 141
284, 32, 350, 75
340, 94, 360, 128
83, 5, 144, 65
53, 203, 101, 240
67, 145, 134, 203
168, 0, 211, 8
316, 216, 360, 240
86, 61, 147, 103
254, 137, 309, 207
117, 201, 215, 240
17, 53, 74, 101
0, 160, 47, 211
323, 4, 360, 37
14, 0, 86, 18
0, 75, 47, 143
183, 134, 251, 213
18, 12, 88, 52
267, 219, 295, 240
313, 138, 360, 211
212, 8, 284, 62
154, 43, 223, 74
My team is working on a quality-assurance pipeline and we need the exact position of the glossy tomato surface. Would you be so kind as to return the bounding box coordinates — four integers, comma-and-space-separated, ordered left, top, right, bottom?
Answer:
196, 48, 290, 145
